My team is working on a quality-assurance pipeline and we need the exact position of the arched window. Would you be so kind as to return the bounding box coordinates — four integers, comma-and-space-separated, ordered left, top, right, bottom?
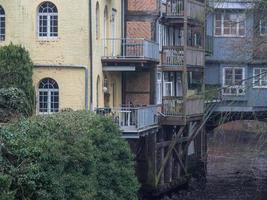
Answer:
96, 2, 100, 40
38, 78, 59, 114
0, 6, 5, 41
38, 2, 58, 38
103, 6, 108, 48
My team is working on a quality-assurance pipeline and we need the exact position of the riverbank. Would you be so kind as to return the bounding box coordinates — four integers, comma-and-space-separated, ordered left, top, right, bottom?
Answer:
156, 121, 267, 200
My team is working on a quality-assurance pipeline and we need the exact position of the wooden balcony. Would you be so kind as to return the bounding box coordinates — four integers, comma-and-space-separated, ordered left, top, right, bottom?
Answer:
160, 46, 184, 70
96, 105, 160, 138
160, 96, 204, 125
160, 46, 205, 70
101, 38, 159, 71
162, 0, 205, 24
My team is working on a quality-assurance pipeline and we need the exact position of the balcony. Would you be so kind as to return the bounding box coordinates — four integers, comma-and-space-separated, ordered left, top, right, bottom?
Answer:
161, 46, 185, 69
163, 0, 205, 24
96, 105, 159, 138
160, 46, 205, 70
101, 38, 159, 71
160, 96, 204, 125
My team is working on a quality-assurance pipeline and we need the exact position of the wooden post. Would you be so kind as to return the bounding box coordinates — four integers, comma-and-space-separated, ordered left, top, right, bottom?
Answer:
164, 129, 173, 183
159, 129, 165, 186
146, 132, 157, 188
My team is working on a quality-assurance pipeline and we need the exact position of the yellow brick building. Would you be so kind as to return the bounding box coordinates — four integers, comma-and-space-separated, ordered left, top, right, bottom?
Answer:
0, 0, 122, 113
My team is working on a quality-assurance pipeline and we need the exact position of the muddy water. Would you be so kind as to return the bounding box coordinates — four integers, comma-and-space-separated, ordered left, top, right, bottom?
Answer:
163, 130, 267, 200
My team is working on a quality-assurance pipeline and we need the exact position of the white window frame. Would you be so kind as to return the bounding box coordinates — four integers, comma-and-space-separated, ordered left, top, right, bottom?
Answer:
214, 13, 246, 37
222, 67, 245, 96
0, 6, 5, 41
156, 72, 162, 104
163, 81, 174, 96
37, 2, 58, 40
253, 68, 267, 88
260, 19, 267, 36
38, 78, 59, 114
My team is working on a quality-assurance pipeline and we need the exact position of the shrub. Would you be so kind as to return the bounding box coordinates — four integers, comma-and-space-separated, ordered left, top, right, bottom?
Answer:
0, 44, 35, 114
0, 111, 139, 200
0, 88, 31, 122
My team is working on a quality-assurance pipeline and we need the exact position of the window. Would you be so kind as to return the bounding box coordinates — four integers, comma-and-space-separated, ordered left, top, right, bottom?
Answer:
38, 78, 59, 114
156, 72, 162, 104
215, 13, 245, 36
96, 2, 100, 39
111, 9, 117, 56
38, 2, 58, 38
260, 20, 267, 36
163, 72, 183, 97
163, 72, 174, 96
222, 67, 245, 95
253, 68, 267, 88
188, 71, 202, 96
0, 6, 5, 41
103, 6, 108, 50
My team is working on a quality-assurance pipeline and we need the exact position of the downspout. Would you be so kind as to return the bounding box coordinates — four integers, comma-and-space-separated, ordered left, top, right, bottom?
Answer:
89, 0, 93, 111
121, 0, 125, 38
34, 64, 89, 111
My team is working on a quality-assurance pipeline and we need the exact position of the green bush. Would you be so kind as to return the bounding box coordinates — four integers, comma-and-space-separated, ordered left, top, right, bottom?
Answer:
0, 44, 35, 114
0, 111, 139, 200
0, 88, 31, 122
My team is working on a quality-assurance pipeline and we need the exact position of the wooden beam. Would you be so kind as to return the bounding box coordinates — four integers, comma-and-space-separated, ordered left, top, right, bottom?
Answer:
155, 126, 185, 186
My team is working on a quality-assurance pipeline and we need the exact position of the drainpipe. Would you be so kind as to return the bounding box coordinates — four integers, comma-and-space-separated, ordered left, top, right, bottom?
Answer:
121, 0, 125, 38
34, 64, 89, 111
89, 0, 93, 111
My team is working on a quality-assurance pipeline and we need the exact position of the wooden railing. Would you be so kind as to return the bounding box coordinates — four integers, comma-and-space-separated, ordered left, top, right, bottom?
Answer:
166, 0, 184, 16
102, 38, 159, 61
185, 97, 204, 115
161, 46, 204, 67
166, 0, 205, 20
161, 46, 184, 67
186, 47, 205, 66
162, 96, 204, 116
96, 105, 159, 132
187, 0, 205, 21
162, 96, 184, 116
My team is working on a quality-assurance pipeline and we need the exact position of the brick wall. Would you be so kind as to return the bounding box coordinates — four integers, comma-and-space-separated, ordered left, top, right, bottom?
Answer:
128, 0, 157, 11
124, 72, 151, 105
127, 21, 152, 39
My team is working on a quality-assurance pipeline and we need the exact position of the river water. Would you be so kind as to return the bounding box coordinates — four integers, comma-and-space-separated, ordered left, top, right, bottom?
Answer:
161, 129, 267, 200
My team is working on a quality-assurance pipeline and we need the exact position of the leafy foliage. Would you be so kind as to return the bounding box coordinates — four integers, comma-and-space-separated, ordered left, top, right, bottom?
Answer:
0, 44, 35, 114
0, 111, 139, 200
0, 88, 31, 122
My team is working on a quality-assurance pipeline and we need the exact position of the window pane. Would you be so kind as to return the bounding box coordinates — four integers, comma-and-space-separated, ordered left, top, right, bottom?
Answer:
0, 16, 5, 41
239, 21, 245, 35
39, 91, 48, 113
39, 15, 48, 37
260, 20, 267, 35
215, 14, 222, 35
50, 15, 58, 37
50, 91, 59, 112
234, 69, 243, 85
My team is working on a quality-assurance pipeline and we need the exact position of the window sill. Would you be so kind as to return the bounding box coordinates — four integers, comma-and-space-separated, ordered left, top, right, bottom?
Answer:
222, 93, 246, 96
37, 37, 59, 42
253, 86, 267, 89
214, 35, 246, 38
